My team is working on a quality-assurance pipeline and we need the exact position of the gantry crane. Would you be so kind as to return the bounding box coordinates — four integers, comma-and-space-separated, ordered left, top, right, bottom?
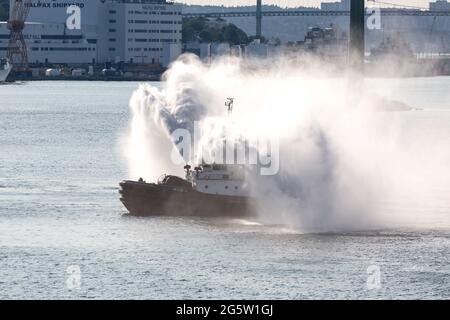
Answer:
7, 0, 32, 70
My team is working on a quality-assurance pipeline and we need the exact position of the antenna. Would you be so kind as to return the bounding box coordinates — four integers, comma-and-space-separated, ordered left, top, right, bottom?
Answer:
225, 98, 234, 115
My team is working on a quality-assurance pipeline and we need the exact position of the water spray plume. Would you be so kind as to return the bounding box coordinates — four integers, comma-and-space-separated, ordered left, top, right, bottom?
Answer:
122, 54, 450, 233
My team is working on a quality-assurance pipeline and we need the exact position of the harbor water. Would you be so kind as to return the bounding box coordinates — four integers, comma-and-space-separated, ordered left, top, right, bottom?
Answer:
0, 80, 449, 299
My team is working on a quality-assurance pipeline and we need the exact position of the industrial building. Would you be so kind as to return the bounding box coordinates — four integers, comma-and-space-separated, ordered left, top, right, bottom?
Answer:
430, 0, 450, 10
0, 0, 182, 66
320, 0, 351, 11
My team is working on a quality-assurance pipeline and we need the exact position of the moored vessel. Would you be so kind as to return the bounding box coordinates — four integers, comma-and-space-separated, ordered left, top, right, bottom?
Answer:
0, 58, 12, 82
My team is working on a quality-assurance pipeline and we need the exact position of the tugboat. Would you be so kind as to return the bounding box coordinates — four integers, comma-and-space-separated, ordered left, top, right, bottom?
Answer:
119, 164, 256, 217
119, 98, 257, 217
0, 58, 12, 83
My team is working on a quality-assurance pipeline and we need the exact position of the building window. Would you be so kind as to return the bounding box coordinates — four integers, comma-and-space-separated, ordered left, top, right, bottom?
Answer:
109, 20, 116, 23
109, 29, 116, 33
48, 47, 89, 51
109, 48, 116, 51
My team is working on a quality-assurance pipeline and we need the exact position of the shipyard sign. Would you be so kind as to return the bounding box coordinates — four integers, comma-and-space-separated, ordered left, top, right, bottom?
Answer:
25, 1, 85, 9
26, 3, 83, 30
23, 1, 83, 29
25, 0, 99, 27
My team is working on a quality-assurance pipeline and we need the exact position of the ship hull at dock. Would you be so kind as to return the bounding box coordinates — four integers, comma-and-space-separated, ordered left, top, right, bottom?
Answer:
0, 68, 11, 82
119, 180, 257, 217
0, 61, 11, 83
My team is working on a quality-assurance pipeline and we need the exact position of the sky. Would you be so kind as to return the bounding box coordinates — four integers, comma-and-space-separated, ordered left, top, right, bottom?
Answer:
178, 0, 433, 9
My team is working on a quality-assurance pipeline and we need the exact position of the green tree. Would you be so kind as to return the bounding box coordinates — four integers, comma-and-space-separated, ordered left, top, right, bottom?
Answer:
182, 17, 209, 43
182, 17, 250, 45
222, 24, 249, 45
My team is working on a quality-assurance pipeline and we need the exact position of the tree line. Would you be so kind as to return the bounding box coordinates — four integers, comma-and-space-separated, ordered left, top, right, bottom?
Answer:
182, 17, 264, 45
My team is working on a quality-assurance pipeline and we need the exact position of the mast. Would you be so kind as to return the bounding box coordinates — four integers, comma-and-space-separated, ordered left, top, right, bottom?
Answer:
349, 0, 365, 73
256, 0, 262, 39
225, 98, 234, 115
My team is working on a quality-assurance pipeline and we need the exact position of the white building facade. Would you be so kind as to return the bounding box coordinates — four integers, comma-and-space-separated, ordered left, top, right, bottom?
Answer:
0, 0, 182, 65
98, 0, 182, 64
0, 21, 98, 64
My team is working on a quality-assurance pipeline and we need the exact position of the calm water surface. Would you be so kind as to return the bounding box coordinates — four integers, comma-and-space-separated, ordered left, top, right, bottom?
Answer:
0, 80, 449, 299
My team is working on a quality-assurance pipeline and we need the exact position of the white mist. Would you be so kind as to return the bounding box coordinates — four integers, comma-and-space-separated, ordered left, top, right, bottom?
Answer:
122, 54, 450, 232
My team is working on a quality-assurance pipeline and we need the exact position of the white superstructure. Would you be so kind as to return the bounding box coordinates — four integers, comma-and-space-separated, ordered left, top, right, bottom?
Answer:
193, 164, 251, 197
0, 0, 182, 65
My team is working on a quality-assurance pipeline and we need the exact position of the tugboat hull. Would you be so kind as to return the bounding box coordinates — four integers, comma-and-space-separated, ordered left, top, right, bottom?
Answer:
119, 180, 256, 217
